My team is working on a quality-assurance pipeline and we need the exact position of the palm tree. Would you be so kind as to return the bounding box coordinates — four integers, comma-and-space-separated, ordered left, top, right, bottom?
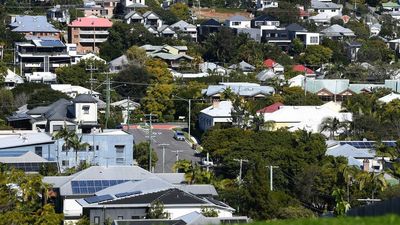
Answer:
68, 134, 90, 167
319, 117, 346, 139
356, 171, 387, 199
52, 124, 75, 156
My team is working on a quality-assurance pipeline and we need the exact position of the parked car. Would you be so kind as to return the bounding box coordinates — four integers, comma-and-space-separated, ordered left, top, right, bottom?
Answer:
201, 159, 214, 166
174, 131, 185, 141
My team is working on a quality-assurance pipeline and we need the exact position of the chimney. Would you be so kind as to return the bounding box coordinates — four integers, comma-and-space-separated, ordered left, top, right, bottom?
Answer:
363, 159, 370, 172
212, 99, 220, 108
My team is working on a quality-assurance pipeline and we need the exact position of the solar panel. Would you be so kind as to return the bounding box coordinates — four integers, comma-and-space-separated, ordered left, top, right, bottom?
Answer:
115, 190, 142, 198
84, 194, 113, 204
339, 141, 397, 149
39, 40, 64, 47
71, 180, 129, 194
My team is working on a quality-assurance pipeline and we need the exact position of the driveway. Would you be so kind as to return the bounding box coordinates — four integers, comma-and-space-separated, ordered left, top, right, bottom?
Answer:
128, 128, 200, 173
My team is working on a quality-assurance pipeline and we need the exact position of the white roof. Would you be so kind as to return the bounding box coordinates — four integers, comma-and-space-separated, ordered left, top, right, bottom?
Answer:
0, 151, 48, 163
5, 69, 24, 84
0, 132, 54, 149
79, 53, 106, 63
111, 99, 140, 110
379, 92, 400, 103
25, 72, 56, 82
51, 84, 100, 96
288, 74, 305, 87
200, 101, 232, 117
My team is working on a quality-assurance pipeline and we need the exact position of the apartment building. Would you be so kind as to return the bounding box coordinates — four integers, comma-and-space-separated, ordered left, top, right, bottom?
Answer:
68, 16, 113, 54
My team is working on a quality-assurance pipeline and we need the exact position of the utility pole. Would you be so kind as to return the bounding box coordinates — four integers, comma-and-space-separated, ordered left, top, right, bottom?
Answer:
172, 150, 184, 163
159, 143, 170, 173
105, 74, 110, 129
267, 165, 279, 191
233, 159, 248, 183
126, 96, 130, 132
148, 113, 153, 172
188, 99, 191, 139
86, 63, 97, 96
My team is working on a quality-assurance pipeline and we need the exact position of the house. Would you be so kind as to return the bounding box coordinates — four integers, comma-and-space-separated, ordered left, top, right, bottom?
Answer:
251, 15, 280, 28
124, 11, 144, 24
378, 92, 400, 103
198, 101, 233, 131
256, 102, 284, 114
199, 62, 229, 75
170, 20, 197, 41
292, 65, 315, 76
143, 11, 163, 28
345, 41, 362, 62
201, 82, 275, 100
309, 0, 342, 25
236, 28, 262, 42
47, 5, 70, 24
260, 101, 352, 135
228, 61, 255, 73
4, 69, 24, 89
264, 59, 284, 73
382, 1, 400, 13
257, 0, 278, 10
50, 84, 101, 98
15, 39, 78, 76
9, 15, 61, 40
260, 27, 290, 48
109, 55, 129, 73
286, 23, 320, 46
141, 45, 193, 68
25, 72, 57, 84
68, 16, 113, 54
27, 94, 99, 134
111, 99, 141, 124
256, 69, 284, 82
225, 15, 251, 29
198, 19, 221, 41
0, 151, 56, 173
0, 131, 55, 160
121, 0, 146, 8
157, 25, 177, 38
320, 24, 355, 39
369, 23, 381, 36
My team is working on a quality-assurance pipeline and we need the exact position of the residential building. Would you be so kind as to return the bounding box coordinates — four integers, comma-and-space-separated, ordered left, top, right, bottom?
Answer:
199, 62, 229, 75
263, 59, 284, 73
236, 28, 262, 42
320, 24, 355, 39
111, 99, 141, 124
256, 0, 278, 10
142, 11, 163, 28
50, 84, 101, 98
225, 15, 251, 29
228, 61, 255, 73
47, 5, 70, 24
15, 39, 78, 76
82, 0, 119, 18
9, 15, 61, 40
260, 101, 352, 135
286, 23, 320, 46
382, 1, 400, 13
256, 102, 284, 114
251, 15, 280, 28
345, 41, 362, 62
68, 16, 113, 54
198, 101, 233, 131
198, 19, 221, 41
369, 23, 381, 36
170, 20, 197, 41
125, 11, 144, 24
27, 94, 99, 134
141, 45, 193, 68
109, 55, 129, 73
309, 0, 342, 25
256, 69, 284, 82
292, 64, 315, 76
25, 72, 57, 83
378, 92, 400, 103
121, 0, 146, 8
4, 69, 24, 89
157, 25, 177, 38
261, 26, 290, 48
201, 82, 275, 99
0, 151, 56, 173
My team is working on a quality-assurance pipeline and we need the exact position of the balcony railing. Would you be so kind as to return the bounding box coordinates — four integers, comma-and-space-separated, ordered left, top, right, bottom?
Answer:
79, 30, 109, 35
79, 38, 108, 43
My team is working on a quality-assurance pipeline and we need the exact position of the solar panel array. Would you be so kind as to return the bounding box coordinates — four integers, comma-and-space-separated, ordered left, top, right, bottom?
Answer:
71, 180, 129, 194
39, 40, 64, 47
340, 141, 396, 149
84, 194, 114, 204
115, 190, 142, 198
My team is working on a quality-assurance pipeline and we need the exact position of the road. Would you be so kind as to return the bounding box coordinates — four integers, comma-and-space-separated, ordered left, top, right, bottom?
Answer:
128, 127, 200, 173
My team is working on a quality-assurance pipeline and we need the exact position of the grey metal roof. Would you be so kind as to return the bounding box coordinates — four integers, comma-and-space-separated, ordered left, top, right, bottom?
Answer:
226, 15, 249, 22
155, 173, 185, 184
176, 184, 218, 196
321, 25, 355, 37
0, 151, 48, 163
304, 79, 350, 95
151, 53, 193, 61
124, 11, 143, 20
72, 94, 98, 103
126, 2, 148, 8
170, 20, 196, 30
256, 69, 278, 81
311, 0, 341, 9
228, 61, 255, 72
326, 144, 375, 159
0, 132, 54, 149
286, 23, 307, 32
202, 83, 275, 97
142, 11, 159, 19
10, 15, 60, 33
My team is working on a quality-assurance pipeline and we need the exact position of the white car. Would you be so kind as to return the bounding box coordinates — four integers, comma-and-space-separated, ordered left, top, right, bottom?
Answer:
201, 159, 214, 166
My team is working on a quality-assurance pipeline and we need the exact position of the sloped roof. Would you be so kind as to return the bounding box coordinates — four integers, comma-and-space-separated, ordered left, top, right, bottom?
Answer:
326, 144, 375, 159
256, 69, 277, 81
143, 11, 159, 19
286, 23, 307, 32
293, 65, 315, 75
72, 94, 98, 103
252, 14, 278, 22
28, 98, 73, 121
264, 59, 277, 68
379, 92, 400, 103
10, 15, 59, 33
382, 2, 400, 8
201, 19, 221, 27
228, 61, 255, 71
0, 133, 54, 149
126, 2, 148, 8
124, 11, 143, 20
171, 20, 196, 30
304, 78, 349, 95
109, 55, 129, 67
311, 0, 341, 9
200, 101, 232, 117
321, 24, 355, 37
202, 83, 275, 97
0, 151, 49, 163
69, 16, 112, 27
348, 83, 384, 94
151, 53, 193, 61
226, 15, 249, 22
257, 102, 284, 113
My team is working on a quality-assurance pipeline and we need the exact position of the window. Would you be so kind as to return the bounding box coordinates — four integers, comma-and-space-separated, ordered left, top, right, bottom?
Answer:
116, 158, 124, 164
82, 105, 90, 114
115, 145, 125, 153
118, 216, 124, 220
94, 216, 100, 225
62, 160, 69, 166
332, 9, 336, 12
89, 145, 94, 151
132, 216, 141, 219
310, 36, 319, 43
232, 21, 241, 26
96, 145, 99, 150
35, 147, 42, 156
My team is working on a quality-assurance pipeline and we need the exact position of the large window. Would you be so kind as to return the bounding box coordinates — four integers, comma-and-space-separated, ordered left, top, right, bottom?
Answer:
310, 36, 319, 43
94, 216, 100, 225
115, 145, 125, 153
35, 146, 42, 156
82, 105, 90, 114
62, 160, 69, 166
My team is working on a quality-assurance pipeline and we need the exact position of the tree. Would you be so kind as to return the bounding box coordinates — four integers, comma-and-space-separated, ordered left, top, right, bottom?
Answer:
170, 3, 190, 21
126, 45, 149, 66
332, 188, 351, 216
68, 134, 90, 167
134, 142, 158, 170
0, 88, 14, 117
319, 117, 347, 139
147, 200, 169, 219
300, 45, 333, 66
264, 1, 299, 24
201, 207, 219, 217
358, 39, 394, 63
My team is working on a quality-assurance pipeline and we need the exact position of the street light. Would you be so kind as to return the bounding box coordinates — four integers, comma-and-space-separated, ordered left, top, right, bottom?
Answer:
173, 95, 192, 139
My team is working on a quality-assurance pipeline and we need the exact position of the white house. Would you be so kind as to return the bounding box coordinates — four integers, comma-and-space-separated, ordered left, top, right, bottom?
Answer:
261, 101, 352, 136
121, 0, 146, 7
225, 15, 251, 29
378, 92, 400, 103
111, 99, 140, 124
198, 101, 233, 131
51, 84, 101, 98
170, 20, 197, 41
369, 23, 381, 36
309, 0, 342, 25
257, 0, 278, 10
25, 72, 57, 84
4, 69, 24, 89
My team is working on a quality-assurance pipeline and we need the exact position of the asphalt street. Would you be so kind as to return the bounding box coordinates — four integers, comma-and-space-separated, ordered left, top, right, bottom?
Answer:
129, 128, 200, 173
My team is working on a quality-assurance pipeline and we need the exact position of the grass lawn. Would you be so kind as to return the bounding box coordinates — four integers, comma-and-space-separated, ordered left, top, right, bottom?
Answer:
252, 215, 400, 225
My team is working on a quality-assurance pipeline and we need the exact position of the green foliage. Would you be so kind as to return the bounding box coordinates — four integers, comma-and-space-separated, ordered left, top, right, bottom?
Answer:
255, 215, 400, 225
332, 188, 350, 216
126, 45, 149, 66
201, 207, 219, 217
276, 206, 315, 219
280, 86, 323, 106
170, 3, 190, 21
173, 160, 214, 183
300, 45, 333, 66
114, 65, 151, 98
147, 200, 169, 219
264, 1, 299, 24
75, 216, 91, 225
134, 142, 158, 170
0, 88, 14, 118
346, 21, 370, 40
358, 39, 394, 63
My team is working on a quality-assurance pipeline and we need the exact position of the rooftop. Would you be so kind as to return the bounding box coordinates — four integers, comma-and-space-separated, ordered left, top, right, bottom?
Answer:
10, 15, 60, 33
0, 132, 54, 149
69, 16, 112, 27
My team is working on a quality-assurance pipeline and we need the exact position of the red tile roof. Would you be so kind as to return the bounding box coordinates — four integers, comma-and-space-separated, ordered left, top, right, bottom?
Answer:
69, 16, 113, 27
264, 59, 276, 68
257, 102, 284, 113
292, 65, 315, 75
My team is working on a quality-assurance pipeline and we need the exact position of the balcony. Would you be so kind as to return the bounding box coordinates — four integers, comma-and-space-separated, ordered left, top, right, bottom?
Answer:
79, 30, 109, 35
51, 63, 69, 68
79, 38, 108, 43
24, 63, 42, 68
